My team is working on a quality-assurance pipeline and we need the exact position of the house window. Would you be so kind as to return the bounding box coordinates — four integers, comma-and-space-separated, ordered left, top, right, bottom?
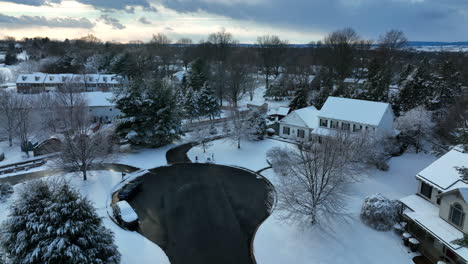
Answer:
283, 126, 290, 135
341, 122, 350, 131
420, 182, 432, 200
449, 203, 465, 228
353, 124, 362, 132
330, 121, 339, 129
297, 129, 305, 138
320, 119, 328, 128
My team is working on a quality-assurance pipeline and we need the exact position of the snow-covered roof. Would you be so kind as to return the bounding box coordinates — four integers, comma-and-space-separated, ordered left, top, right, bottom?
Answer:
172, 70, 186, 82
277, 106, 290, 116
417, 149, 468, 191
441, 188, 468, 202
16, 72, 47, 84
17, 73, 122, 85
115, 201, 138, 223
84, 92, 115, 107
280, 106, 319, 129
344, 78, 365, 84
400, 194, 468, 260
318, 97, 392, 126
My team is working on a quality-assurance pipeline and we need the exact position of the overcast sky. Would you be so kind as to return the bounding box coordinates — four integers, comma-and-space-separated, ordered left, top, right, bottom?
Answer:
0, 0, 467, 43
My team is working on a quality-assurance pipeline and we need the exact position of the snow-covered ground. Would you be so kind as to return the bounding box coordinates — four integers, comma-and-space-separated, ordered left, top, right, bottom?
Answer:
0, 170, 170, 264
189, 138, 437, 264
0, 141, 31, 166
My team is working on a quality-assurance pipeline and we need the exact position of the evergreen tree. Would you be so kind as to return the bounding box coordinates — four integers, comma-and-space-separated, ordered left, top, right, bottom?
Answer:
183, 87, 200, 122
4, 51, 17, 65
360, 58, 391, 102
289, 87, 309, 110
1, 180, 52, 264
395, 61, 432, 113
428, 60, 461, 110
247, 110, 267, 140
188, 58, 209, 91
116, 79, 183, 147
1, 181, 120, 264
197, 85, 220, 119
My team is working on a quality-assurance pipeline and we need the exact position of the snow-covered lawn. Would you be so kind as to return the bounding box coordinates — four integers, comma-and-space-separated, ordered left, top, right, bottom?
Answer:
188, 138, 293, 171
188, 138, 438, 264
0, 170, 170, 264
0, 141, 29, 167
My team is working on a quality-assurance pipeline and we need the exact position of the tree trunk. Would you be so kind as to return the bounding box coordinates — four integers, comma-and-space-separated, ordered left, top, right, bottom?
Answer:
82, 169, 87, 181
8, 137, 12, 147
237, 138, 241, 149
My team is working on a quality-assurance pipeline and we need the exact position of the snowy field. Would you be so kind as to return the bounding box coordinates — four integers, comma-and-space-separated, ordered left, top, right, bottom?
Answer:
189, 138, 437, 264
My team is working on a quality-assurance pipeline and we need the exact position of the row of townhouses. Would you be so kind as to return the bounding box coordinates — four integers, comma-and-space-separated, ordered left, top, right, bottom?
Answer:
16, 73, 125, 93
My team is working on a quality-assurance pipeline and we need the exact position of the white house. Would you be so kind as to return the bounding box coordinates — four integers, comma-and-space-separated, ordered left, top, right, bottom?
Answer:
279, 106, 319, 141
84, 92, 121, 122
314, 97, 395, 137
278, 97, 395, 141
400, 147, 468, 264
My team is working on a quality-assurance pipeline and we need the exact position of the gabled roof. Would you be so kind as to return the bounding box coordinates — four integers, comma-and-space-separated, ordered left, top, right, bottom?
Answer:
280, 106, 319, 129
318, 97, 392, 126
440, 188, 468, 202
417, 148, 468, 191
16, 72, 47, 84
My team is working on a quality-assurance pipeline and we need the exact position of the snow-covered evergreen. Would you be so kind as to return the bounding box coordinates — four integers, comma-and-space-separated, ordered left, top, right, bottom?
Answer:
360, 194, 401, 231
183, 87, 200, 122
188, 58, 209, 91
247, 110, 267, 140
289, 87, 309, 111
197, 85, 220, 119
116, 79, 183, 147
0, 180, 120, 264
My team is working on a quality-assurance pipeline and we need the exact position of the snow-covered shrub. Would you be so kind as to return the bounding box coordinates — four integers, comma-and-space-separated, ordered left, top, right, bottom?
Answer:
0, 149, 4, 162
266, 128, 275, 136
360, 194, 401, 231
0, 183, 13, 201
1, 180, 121, 264
247, 109, 267, 141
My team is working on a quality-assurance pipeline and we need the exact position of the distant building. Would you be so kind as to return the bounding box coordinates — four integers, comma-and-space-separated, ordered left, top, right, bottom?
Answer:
16, 73, 125, 93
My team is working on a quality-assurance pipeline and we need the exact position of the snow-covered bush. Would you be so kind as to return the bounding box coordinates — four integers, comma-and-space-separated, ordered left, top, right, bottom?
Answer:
0, 149, 4, 162
247, 109, 267, 140
1, 180, 121, 264
0, 183, 13, 201
266, 128, 275, 136
360, 194, 401, 231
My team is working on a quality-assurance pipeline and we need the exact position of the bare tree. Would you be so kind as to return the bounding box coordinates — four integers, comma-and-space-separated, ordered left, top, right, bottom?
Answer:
396, 106, 434, 153
323, 28, 361, 81
0, 91, 20, 146
149, 33, 173, 76
256, 35, 289, 90
53, 87, 114, 180
16, 95, 38, 157
208, 28, 238, 105
267, 132, 367, 225
225, 108, 249, 149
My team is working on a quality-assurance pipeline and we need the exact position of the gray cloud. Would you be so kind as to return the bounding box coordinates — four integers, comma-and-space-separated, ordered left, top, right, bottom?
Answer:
4, 0, 156, 12
0, 13, 95, 28
139, 17, 152, 24
99, 14, 126, 30
156, 0, 468, 41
